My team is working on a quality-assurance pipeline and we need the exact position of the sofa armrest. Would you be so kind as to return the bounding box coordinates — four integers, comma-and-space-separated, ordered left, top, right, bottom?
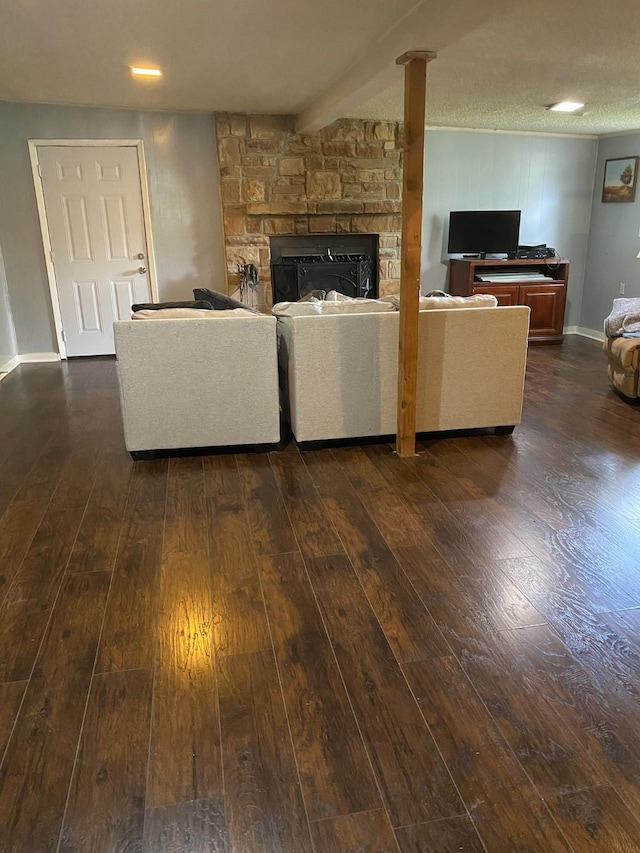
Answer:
416, 305, 530, 432
114, 315, 280, 451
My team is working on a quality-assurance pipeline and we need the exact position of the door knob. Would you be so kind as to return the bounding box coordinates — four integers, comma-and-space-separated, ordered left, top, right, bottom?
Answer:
138, 266, 147, 275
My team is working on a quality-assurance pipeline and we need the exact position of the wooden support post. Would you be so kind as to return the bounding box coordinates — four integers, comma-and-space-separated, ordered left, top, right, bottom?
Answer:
395, 50, 436, 457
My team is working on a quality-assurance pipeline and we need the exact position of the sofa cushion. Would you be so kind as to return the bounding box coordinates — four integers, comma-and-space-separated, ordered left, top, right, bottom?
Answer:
203, 308, 257, 317
132, 307, 256, 319
323, 290, 354, 302
131, 300, 212, 312
384, 293, 498, 310
273, 289, 396, 317
193, 287, 259, 313
422, 294, 498, 309
299, 289, 326, 302
271, 302, 324, 316
132, 307, 212, 320
272, 298, 396, 317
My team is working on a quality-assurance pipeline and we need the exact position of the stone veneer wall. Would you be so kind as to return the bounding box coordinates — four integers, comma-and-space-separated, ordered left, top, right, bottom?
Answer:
214, 113, 403, 306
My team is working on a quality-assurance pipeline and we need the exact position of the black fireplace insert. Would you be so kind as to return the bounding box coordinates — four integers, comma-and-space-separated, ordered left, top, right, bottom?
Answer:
270, 234, 378, 303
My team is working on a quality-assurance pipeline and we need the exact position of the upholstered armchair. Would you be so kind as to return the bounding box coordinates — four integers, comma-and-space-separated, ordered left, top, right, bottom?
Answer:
603, 336, 640, 400
603, 297, 640, 401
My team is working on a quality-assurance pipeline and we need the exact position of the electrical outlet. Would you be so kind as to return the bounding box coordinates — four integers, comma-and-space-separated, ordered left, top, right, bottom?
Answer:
620, 282, 626, 294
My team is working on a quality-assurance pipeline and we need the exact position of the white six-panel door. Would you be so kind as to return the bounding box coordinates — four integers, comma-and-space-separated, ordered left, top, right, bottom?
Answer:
38, 145, 152, 356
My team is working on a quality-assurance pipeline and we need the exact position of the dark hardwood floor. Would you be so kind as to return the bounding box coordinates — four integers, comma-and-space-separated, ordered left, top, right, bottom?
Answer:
1, 336, 640, 852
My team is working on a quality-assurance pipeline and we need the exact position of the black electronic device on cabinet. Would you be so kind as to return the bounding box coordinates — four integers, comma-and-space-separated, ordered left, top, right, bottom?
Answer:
447, 210, 521, 258
516, 244, 557, 260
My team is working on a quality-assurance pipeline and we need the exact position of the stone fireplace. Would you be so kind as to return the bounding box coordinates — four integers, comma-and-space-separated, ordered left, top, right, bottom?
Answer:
214, 113, 403, 307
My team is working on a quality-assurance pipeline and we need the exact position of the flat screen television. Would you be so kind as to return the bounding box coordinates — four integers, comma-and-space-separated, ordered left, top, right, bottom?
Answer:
447, 210, 521, 258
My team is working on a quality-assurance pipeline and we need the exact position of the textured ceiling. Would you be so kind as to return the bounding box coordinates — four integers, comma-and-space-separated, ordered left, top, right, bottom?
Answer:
1, 0, 640, 135
0, 0, 419, 113
350, 0, 640, 135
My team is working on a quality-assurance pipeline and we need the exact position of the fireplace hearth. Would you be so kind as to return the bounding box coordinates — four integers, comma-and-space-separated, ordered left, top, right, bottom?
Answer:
270, 234, 378, 303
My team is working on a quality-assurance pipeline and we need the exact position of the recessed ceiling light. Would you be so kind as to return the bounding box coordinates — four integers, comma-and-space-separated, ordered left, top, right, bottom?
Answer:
130, 66, 163, 78
547, 101, 584, 113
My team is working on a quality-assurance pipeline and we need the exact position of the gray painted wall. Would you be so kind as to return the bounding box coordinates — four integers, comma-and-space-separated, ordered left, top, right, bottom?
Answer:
0, 244, 17, 369
0, 104, 602, 351
581, 133, 640, 332
0, 101, 226, 354
422, 130, 598, 328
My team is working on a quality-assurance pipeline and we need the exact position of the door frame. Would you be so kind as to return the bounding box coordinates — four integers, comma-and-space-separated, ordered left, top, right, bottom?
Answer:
28, 139, 159, 359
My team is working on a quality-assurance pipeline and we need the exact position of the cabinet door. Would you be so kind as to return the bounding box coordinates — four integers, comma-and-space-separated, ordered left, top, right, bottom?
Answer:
519, 284, 566, 338
472, 284, 519, 306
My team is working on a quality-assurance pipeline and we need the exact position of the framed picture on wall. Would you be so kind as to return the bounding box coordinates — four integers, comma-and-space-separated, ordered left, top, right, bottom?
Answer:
602, 156, 639, 203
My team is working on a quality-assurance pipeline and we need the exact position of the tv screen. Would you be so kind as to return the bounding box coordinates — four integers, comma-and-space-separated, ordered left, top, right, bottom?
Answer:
447, 210, 521, 256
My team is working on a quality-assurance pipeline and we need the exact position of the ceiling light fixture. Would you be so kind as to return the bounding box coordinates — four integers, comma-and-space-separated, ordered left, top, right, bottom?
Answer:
547, 101, 584, 113
130, 66, 163, 78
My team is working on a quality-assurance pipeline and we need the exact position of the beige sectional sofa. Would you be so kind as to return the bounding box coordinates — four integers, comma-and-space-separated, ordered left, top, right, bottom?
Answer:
114, 313, 280, 456
277, 305, 531, 442
114, 295, 530, 456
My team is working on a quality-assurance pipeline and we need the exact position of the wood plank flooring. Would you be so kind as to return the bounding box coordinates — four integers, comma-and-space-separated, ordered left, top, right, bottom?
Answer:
1, 337, 640, 851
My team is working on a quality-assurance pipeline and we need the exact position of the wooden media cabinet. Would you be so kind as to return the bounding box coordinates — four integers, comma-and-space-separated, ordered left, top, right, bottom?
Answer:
448, 257, 569, 345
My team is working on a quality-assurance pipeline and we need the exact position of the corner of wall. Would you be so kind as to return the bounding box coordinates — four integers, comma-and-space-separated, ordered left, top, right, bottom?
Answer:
0, 242, 18, 369
580, 133, 640, 331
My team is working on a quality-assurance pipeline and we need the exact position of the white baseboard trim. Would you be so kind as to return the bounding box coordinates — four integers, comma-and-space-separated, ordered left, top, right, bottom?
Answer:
564, 326, 605, 342
0, 355, 20, 375
18, 352, 61, 363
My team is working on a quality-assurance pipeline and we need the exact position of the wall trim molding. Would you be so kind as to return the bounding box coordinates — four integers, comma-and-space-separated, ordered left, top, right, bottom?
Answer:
426, 126, 599, 141
19, 352, 61, 363
564, 325, 605, 341
0, 355, 20, 375
599, 128, 640, 139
